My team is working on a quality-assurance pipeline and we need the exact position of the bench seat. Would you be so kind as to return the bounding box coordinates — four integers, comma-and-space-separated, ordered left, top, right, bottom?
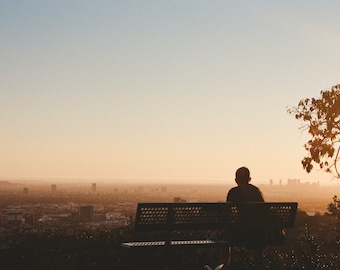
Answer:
122, 239, 230, 249
122, 202, 298, 249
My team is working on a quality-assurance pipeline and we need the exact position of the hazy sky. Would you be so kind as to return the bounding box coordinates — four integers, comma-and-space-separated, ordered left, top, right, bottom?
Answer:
1, 1, 340, 185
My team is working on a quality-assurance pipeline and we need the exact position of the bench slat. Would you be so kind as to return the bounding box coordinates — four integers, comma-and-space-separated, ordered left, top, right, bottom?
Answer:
135, 202, 297, 231
121, 239, 230, 249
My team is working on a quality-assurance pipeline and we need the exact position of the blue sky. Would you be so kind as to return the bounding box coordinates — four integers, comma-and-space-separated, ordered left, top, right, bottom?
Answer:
1, 1, 340, 184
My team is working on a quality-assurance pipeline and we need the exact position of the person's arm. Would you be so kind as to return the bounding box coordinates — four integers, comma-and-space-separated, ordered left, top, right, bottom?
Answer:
226, 188, 235, 202
258, 189, 265, 202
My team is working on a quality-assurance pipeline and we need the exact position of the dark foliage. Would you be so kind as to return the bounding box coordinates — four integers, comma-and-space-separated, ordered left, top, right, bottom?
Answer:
1, 212, 340, 270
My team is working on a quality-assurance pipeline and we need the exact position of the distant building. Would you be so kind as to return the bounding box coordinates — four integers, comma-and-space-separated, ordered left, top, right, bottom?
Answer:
51, 184, 57, 192
79, 205, 94, 222
270, 179, 273, 186
161, 186, 167, 192
287, 179, 300, 187
23, 187, 28, 194
41, 213, 73, 224
2, 209, 23, 226
92, 183, 96, 193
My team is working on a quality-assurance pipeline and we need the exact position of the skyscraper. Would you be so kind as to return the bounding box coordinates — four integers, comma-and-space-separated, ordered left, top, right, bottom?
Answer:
92, 183, 96, 193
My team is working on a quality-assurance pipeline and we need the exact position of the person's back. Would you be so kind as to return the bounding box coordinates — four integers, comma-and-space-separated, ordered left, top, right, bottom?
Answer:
227, 183, 264, 202
227, 167, 264, 203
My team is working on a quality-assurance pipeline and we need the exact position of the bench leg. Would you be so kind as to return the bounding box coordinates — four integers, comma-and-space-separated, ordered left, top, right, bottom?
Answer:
218, 246, 231, 269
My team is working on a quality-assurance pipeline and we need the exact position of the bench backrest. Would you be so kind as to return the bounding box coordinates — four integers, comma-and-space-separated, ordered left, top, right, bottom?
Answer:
135, 202, 298, 231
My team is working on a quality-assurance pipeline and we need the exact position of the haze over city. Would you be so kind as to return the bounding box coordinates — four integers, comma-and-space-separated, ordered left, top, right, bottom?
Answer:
1, 1, 340, 185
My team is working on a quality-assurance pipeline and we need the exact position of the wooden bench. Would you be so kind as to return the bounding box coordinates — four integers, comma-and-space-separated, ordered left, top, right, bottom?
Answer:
121, 202, 298, 268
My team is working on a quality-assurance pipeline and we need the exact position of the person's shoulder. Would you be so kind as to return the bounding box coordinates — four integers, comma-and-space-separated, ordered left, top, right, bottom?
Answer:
227, 186, 240, 202
228, 186, 239, 193
248, 183, 265, 201
248, 183, 260, 190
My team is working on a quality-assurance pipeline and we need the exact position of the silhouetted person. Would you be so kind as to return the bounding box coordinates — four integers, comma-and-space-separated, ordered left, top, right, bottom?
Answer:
227, 167, 264, 202
220, 167, 265, 269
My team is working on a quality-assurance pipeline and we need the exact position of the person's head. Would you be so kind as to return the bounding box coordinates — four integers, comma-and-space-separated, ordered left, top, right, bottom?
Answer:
235, 167, 251, 186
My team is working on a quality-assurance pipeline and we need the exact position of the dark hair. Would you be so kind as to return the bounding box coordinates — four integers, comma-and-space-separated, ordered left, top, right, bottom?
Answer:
235, 167, 250, 184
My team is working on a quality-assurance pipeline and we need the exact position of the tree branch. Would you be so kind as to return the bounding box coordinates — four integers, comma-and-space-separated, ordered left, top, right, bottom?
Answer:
334, 146, 340, 178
